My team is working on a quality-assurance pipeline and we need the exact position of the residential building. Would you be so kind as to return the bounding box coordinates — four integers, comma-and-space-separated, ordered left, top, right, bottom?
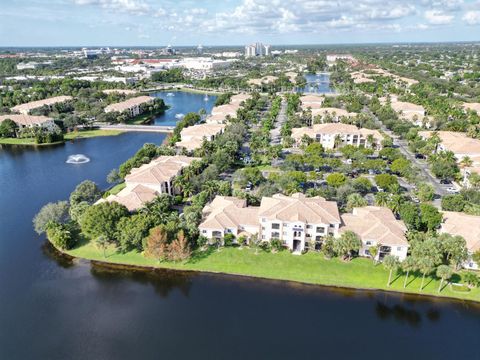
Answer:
102, 89, 138, 95
0, 114, 55, 129
177, 123, 226, 151
258, 193, 341, 252
463, 102, 480, 114
199, 196, 260, 242
440, 211, 480, 270
104, 96, 154, 117
210, 104, 239, 118
390, 100, 428, 126
124, 155, 201, 195
245, 42, 270, 57
247, 76, 278, 86
291, 123, 383, 149
300, 94, 324, 108
97, 184, 159, 212
308, 107, 357, 122
11, 96, 73, 115
418, 131, 480, 159
340, 206, 409, 261
229, 93, 251, 105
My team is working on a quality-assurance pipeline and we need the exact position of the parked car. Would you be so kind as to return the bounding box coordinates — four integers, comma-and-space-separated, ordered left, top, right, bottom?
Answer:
440, 179, 452, 185
415, 153, 425, 159
446, 187, 459, 193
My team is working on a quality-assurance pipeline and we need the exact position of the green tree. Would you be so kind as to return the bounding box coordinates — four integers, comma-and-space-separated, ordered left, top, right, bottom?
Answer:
0, 119, 18, 138
383, 255, 400, 287
334, 231, 362, 261
33, 201, 70, 234
322, 235, 336, 259
116, 213, 153, 252
375, 192, 390, 207
416, 183, 435, 202
441, 194, 465, 212
345, 193, 368, 212
106, 169, 121, 184
439, 233, 468, 270
390, 158, 411, 177
419, 203, 443, 231
46, 222, 75, 250
399, 202, 420, 230
326, 172, 346, 187
70, 180, 101, 206
80, 202, 129, 241
95, 235, 110, 258
436, 265, 453, 293
374, 174, 398, 190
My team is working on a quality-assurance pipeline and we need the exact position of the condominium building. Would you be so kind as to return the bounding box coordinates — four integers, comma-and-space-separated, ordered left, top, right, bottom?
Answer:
199, 196, 260, 242
245, 42, 270, 57
11, 96, 73, 115
440, 211, 480, 270
340, 206, 409, 261
258, 194, 341, 252
104, 96, 154, 117
97, 156, 200, 211
177, 123, 226, 151
291, 123, 383, 149
0, 114, 55, 129
199, 193, 341, 252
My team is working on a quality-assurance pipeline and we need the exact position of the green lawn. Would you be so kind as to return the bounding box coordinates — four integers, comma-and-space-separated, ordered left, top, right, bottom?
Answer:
66, 242, 480, 302
105, 182, 126, 196
0, 137, 64, 146
64, 129, 124, 140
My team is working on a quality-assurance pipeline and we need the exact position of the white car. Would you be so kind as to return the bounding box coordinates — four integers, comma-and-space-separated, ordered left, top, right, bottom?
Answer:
446, 187, 458, 193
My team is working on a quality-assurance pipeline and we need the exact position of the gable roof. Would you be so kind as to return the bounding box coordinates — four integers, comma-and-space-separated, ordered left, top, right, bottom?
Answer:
99, 184, 159, 211
0, 114, 53, 126
199, 196, 259, 230
125, 156, 200, 185
104, 96, 154, 113
258, 193, 340, 224
340, 206, 408, 246
11, 96, 73, 114
440, 211, 480, 252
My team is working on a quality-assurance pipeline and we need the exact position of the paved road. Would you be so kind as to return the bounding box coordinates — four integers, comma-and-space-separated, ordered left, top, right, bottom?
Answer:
270, 97, 287, 145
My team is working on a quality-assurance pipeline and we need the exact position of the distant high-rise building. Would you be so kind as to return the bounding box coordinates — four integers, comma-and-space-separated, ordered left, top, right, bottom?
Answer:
197, 44, 203, 55
245, 42, 270, 57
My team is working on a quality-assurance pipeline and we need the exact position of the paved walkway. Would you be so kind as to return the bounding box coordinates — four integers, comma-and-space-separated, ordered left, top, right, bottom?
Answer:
270, 97, 287, 145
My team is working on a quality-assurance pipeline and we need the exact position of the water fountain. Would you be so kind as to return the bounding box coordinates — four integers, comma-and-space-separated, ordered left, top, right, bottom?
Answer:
66, 154, 90, 164
166, 92, 175, 97
203, 94, 209, 101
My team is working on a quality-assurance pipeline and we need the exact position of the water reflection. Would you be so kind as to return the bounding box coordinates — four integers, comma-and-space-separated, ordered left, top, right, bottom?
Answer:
41, 242, 75, 269
90, 263, 194, 299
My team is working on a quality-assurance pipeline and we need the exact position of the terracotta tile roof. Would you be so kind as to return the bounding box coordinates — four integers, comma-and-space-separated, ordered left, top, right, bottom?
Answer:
230, 94, 251, 104
11, 96, 73, 114
99, 184, 159, 211
0, 114, 53, 126
177, 123, 225, 151
103, 89, 138, 95
291, 123, 382, 141
125, 155, 201, 185
300, 95, 324, 105
463, 103, 480, 113
259, 193, 341, 224
419, 131, 480, 156
210, 104, 239, 117
310, 107, 356, 118
440, 211, 480, 252
340, 206, 408, 246
104, 96, 154, 113
199, 196, 259, 230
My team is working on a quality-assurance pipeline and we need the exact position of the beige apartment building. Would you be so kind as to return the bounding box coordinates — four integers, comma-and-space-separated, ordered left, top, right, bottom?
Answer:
11, 95, 73, 115
104, 96, 154, 117
340, 206, 409, 261
177, 123, 226, 151
291, 123, 383, 149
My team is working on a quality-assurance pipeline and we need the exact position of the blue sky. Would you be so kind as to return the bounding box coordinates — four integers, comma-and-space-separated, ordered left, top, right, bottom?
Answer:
1, 0, 479, 46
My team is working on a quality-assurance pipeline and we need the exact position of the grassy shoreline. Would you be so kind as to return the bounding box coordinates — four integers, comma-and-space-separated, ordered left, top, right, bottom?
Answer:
0, 129, 124, 146
65, 242, 480, 303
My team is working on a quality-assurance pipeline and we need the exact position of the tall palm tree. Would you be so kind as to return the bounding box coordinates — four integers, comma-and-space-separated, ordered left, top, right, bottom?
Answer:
401, 256, 417, 288
334, 134, 342, 149
388, 194, 403, 215
383, 255, 400, 287
202, 181, 218, 201
436, 265, 453, 293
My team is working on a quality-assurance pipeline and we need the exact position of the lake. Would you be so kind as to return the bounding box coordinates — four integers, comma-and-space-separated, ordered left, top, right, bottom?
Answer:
0, 100, 479, 359
151, 91, 217, 126
300, 73, 335, 94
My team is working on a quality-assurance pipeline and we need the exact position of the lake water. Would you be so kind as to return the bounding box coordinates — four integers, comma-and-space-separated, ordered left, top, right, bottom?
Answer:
0, 108, 480, 359
151, 91, 217, 126
300, 73, 335, 94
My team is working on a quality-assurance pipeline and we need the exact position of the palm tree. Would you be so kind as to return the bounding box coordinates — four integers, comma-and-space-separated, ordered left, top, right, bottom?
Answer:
417, 256, 435, 291
383, 255, 400, 287
202, 181, 218, 201
346, 193, 368, 212
388, 194, 403, 215
460, 156, 473, 168
429, 131, 441, 153
436, 265, 453, 293
172, 175, 186, 194
375, 192, 390, 207
366, 134, 375, 149
401, 256, 417, 288
334, 134, 342, 149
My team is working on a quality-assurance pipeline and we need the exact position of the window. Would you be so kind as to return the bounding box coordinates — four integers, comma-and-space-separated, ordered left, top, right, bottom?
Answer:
315, 236, 322, 241
283, 223, 288, 227
262, 227, 265, 231
202, 230, 207, 234
397, 247, 402, 251
271, 232, 280, 238
306, 225, 312, 229
316, 227, 325, 234
272, 223, 280, 230
261, 218, 266, 222
329, 224, 335, 228
261, 235, 265, 239
283, 231, 287, 236
366, 241, 372, 246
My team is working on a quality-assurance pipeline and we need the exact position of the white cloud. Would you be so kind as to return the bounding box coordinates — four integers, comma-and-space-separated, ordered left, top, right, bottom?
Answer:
424, 9, 454, 24
73, 0, 150, 14
463, 10, 480, 25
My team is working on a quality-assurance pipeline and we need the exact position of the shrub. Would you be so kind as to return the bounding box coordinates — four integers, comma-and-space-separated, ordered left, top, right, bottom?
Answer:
270, 238, 283, 252
223, 233, 235, 246
46, 222, 77, 250
259, 241, 271, 252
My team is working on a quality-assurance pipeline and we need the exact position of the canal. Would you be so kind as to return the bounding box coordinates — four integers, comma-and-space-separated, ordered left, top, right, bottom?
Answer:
0, 92, 479, 360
